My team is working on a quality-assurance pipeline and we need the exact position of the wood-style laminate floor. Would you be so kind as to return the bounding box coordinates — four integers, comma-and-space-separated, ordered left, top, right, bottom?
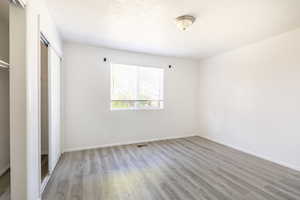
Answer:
43, 136, 300, 200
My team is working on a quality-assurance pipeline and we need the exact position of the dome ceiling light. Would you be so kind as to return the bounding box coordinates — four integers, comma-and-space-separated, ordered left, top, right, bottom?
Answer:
175, 15, 196, 31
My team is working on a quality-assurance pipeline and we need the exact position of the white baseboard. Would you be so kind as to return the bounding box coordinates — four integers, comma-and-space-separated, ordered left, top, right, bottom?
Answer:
41, 174, 51, 193
41, 152, 62, 195
0, 164, 10, 176
50, 152, 62, 172
64, 134, 198, 153
198, 134, 300, 172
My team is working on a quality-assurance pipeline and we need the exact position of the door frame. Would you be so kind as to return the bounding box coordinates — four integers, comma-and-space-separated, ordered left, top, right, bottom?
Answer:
39, 32, 52, 193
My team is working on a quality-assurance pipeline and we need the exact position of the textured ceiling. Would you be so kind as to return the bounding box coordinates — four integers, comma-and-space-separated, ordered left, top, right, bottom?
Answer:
46, 0, 300, 60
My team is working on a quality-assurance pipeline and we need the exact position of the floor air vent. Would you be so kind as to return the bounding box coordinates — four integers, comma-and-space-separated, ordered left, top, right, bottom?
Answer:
137, 144, 148, 148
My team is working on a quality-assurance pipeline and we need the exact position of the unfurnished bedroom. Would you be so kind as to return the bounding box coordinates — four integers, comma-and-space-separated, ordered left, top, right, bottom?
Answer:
2, 0, 300, 200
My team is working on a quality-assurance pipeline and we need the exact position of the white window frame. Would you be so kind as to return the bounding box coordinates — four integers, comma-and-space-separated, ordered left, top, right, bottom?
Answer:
110, 63, 164, 111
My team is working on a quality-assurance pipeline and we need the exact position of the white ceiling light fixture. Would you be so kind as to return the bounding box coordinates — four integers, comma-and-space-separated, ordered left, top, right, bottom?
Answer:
175, 15, 196, 31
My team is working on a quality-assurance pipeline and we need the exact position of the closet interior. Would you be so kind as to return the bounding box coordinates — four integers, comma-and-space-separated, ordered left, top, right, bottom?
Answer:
40, 38, 49, 185
0, 1, 10, 200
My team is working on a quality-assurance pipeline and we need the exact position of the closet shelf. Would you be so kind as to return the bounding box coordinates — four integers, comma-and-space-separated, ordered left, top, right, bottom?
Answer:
0, 59, 9, 70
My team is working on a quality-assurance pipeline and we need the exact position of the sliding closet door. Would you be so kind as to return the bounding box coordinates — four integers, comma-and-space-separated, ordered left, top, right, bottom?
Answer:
48, 47, 61, 172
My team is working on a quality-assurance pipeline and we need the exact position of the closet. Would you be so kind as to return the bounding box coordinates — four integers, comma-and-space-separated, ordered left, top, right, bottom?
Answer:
0, 1, 10, 200
40, 37, 49, 186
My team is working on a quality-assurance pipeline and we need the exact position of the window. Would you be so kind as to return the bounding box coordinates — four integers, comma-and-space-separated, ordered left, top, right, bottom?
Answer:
111, 64, 164, 110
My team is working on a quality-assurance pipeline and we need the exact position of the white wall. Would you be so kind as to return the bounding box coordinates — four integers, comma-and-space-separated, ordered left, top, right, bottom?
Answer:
0, 12, 9, 176
10, 4, 27, 200
63, 43, 199, 152
198, 28, 300, 171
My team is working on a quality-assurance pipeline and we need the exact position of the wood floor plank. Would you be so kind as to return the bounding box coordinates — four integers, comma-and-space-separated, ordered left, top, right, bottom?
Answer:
43, 136, 300, 200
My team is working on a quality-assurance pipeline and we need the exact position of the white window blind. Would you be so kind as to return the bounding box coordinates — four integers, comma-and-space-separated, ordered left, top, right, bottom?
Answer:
111, 64, 164, 110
